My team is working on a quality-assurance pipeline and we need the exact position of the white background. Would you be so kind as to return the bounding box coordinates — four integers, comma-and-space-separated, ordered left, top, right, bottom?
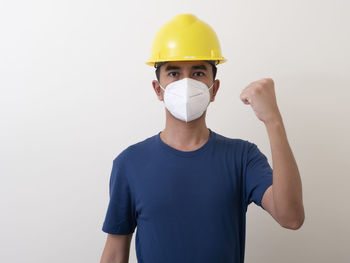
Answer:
1, 0, 349, 262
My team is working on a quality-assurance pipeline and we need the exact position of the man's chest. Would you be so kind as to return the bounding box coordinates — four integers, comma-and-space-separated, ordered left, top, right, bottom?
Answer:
131, 159, 242, 222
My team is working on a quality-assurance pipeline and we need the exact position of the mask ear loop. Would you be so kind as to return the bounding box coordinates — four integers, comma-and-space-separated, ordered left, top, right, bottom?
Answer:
159, 83, 166, 103
159, 82, 165, 92
208, 81, 215, 91
207, 81, 216, 106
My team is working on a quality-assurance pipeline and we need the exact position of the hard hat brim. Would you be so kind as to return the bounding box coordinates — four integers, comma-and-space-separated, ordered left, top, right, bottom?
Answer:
146, 57, 227, 67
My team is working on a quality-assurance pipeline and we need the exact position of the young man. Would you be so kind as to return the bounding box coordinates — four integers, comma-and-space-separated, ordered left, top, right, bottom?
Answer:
100, 14, 304, 263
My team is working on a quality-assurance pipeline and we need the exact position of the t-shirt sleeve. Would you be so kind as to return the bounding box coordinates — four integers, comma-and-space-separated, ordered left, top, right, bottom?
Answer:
244, 142, 273, 211
102, 157, 137, 235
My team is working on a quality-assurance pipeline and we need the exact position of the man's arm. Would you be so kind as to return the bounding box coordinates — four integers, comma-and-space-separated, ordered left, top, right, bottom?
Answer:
100, 233, 133, 263
240, 78, 305, 230
261, 116, 305, 230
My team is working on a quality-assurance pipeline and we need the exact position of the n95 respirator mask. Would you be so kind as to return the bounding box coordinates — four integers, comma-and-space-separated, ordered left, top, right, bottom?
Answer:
159, 78, 214, 123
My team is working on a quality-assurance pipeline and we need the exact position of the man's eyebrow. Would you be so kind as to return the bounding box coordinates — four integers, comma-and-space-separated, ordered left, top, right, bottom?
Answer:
164, 64, 208, 71
165, 65, 181, 71
191, 64, 208, 71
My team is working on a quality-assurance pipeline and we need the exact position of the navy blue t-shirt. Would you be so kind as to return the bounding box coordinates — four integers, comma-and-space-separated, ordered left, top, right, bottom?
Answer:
102, 128, 273, 263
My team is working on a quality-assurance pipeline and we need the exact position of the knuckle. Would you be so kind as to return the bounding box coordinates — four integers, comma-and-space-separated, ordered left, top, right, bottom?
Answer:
265, 78, 274, 85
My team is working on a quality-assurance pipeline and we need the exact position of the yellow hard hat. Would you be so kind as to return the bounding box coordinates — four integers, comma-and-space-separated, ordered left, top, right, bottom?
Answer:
146, 14, 227, 67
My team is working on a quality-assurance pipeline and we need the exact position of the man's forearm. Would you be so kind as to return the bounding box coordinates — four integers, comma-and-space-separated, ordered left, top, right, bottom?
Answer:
265, 115, 305, 229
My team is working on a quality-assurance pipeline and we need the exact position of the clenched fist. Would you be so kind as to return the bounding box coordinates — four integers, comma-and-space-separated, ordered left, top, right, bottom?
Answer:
240, 78, 282, 124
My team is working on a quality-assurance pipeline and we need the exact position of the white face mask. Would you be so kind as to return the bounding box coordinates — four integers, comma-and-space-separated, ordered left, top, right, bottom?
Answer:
159, 78, 214, 123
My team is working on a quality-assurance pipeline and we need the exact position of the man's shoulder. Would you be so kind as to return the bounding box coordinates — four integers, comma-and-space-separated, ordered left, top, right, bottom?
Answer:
113, 133, 158, 165
213, 130, 252, 149
212, 131, 260, 164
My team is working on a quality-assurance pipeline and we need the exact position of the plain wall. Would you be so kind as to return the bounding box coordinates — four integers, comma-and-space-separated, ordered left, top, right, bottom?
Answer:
1, 0, 349, 262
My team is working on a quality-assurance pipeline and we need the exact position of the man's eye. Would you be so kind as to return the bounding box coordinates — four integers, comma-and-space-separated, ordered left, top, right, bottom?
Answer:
168, 72, 179, 77
193, 72, 205, 77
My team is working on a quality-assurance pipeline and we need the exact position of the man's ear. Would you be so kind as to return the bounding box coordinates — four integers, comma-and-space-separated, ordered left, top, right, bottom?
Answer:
152, 80, 164, 101
210, 79, 220, 102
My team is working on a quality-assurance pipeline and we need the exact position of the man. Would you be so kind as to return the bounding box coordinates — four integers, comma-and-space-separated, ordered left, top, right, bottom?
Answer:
100, 14, 304, 263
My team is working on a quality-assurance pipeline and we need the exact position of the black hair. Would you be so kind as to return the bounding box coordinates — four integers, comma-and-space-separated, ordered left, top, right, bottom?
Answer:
155, 60, 218, 81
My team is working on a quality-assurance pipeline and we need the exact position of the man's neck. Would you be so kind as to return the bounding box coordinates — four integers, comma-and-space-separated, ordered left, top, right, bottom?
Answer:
160, 110, 210, 152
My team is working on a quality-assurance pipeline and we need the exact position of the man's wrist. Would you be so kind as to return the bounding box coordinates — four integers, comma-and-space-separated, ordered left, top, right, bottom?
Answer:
264, 113, 283, 128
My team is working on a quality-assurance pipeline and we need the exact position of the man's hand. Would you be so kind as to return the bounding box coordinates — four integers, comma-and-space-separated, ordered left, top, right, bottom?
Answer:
240, 78, 282, 124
